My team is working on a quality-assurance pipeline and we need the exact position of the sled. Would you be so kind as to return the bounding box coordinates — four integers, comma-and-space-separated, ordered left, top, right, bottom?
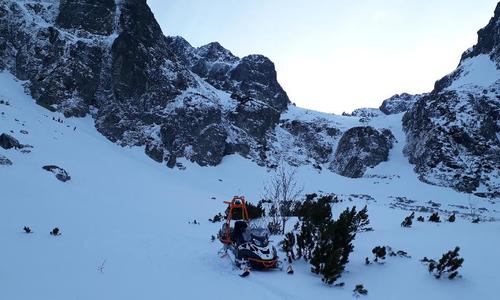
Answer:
218, 196, 279, 270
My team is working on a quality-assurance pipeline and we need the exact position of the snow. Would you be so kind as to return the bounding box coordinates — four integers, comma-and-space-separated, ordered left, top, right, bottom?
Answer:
1, 71, 500, 299
281, 105, 360, 129
449, 54, 500, 90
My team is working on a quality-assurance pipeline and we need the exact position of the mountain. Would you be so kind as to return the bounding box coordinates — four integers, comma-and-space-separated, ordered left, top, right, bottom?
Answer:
1, 2, 500, 299
1, 0, 499, 197
403, 3, 500, 198
0, 0, 395, 176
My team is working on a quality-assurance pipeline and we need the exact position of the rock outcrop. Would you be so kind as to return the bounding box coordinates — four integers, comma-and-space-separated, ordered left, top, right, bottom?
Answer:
331, 127, 394, 178
403, 2, 500, 197
380, 93, 424, 115
42, 165, 71, 182
0, 133, 22, 149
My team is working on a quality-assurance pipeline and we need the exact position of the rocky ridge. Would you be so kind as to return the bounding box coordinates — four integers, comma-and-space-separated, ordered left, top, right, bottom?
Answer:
0, 0, 498, 197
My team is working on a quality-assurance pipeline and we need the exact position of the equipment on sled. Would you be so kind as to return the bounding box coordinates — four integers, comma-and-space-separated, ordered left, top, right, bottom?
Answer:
218, 196, 279, 270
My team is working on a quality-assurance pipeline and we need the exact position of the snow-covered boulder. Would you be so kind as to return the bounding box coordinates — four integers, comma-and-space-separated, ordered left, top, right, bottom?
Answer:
330, 126, 394, 178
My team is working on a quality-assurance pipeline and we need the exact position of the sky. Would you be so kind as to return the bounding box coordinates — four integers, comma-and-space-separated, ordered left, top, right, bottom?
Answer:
147, 0, 498, 114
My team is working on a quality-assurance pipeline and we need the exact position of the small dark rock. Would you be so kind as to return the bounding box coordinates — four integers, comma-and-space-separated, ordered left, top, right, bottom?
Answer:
42, 165, 71, 182
0, 133, 23, 149
0, 154, 12, 166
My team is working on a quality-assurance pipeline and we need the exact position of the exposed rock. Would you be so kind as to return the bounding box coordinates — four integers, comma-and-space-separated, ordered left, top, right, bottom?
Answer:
0, 0, 290, 167
0, 133, 22, 149
350, 108, 382, 118
166, 36, 290, 112
279, 119, 337, 164
2, 0, 497, 199
191, 124, 227, 166
330, 127, 394, 178
145, 143, 164, 163
0, 154, 12, 165
42, 165, 71, 182
402, 3, 500, 198
460, 2, 500, 64
56, 0, 115, 35
403, 89, 500, 197
379, 93, 424, 115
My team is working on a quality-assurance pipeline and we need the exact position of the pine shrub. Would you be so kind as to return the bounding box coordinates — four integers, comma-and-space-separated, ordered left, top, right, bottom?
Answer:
448, 213, 456, 223
424, 247, 464, 279
401, 212, 415, 227
353, 284, 368, 297
355, 205, 372, 232
372, 246, 387, 262
428, 212, 441, 223
281, 196, 363, 284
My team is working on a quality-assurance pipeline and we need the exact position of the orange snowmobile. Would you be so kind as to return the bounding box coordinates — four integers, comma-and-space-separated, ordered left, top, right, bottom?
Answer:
218, 196, 279, 270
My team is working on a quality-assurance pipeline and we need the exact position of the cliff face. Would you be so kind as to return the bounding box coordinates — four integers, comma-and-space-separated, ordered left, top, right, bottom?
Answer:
0, 0, 291, 167
403, 2, 500, 197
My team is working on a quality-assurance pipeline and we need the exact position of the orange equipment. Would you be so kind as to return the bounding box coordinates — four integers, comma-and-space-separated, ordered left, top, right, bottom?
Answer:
220, 196, 249, 244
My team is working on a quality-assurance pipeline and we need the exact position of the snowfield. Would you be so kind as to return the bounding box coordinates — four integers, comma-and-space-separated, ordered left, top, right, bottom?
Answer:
0, 71, 499, 300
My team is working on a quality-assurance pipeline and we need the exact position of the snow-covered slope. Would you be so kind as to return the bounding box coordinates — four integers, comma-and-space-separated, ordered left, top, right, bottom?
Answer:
1, 71, 500, 300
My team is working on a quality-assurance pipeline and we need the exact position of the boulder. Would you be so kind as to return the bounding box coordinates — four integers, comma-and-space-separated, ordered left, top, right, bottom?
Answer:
330, 127, 394, 178
42, 165, 71, 182
0, 133, 22, 149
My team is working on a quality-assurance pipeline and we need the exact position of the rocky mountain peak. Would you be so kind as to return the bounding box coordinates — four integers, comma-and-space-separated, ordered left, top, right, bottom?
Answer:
197, 41, 238, 63
403, 3, 500, 198
379, 93, 424, 115
460, 2, 500, 64
434, 3, 500, 92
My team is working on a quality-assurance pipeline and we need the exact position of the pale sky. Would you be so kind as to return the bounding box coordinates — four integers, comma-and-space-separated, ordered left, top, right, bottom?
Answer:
147, 0, 498, 114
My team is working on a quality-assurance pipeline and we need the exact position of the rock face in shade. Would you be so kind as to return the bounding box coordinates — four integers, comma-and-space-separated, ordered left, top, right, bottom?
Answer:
56, 0, 116, 35
330, 126, 394, 178
402, 2, 500, 198
379, 93, 424, 115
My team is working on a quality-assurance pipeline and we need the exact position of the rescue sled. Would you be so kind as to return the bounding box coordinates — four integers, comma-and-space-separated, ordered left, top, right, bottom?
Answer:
218, 196, 279, 270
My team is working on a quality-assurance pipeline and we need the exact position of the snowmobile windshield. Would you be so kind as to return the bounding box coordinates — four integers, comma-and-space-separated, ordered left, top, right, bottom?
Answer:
251, 233, 269, 247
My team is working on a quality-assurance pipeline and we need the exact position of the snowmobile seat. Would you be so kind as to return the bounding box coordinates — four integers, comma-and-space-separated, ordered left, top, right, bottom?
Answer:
233, 221, 248, 245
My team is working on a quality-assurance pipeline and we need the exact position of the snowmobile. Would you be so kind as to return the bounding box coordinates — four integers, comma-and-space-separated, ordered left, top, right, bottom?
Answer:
218, 196, 279, 270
